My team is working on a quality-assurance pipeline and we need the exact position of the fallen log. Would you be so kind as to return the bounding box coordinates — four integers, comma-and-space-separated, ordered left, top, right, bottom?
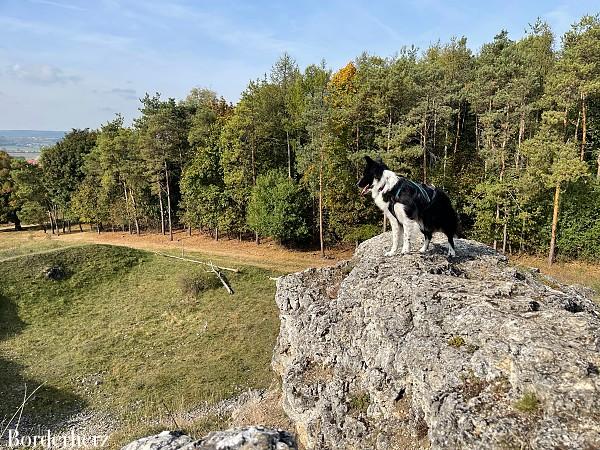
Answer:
154, 252, 239, 273
208, 262, 234, 295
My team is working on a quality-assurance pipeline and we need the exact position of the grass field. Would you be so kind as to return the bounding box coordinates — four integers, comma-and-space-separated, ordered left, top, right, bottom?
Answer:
0, 242, 281, 448
1, 229, 598, 448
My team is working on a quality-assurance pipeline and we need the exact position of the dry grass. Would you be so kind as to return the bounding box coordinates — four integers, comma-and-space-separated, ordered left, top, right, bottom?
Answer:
511, 254, 600, 300
230, 386, 294, 431
2, 228, 353, 273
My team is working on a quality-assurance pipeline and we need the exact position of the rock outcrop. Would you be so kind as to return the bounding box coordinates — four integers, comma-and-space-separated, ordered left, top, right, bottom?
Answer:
121, 427, 296, 450
272, 233, 600, 449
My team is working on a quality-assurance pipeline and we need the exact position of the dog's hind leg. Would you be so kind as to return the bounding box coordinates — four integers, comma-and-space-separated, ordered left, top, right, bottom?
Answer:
446, 235, 456, 257
384, 212, 401, 256
419, 230, 432, 253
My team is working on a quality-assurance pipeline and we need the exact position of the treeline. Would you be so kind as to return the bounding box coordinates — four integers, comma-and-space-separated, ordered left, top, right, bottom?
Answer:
2, 16, 600, 263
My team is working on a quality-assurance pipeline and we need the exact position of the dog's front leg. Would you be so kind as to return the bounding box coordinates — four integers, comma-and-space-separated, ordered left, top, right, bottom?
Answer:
384, 213, 400, 256
392, 204, 411, 254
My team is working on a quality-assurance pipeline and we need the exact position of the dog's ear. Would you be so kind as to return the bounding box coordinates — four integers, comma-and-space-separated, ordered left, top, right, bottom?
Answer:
364, 155, 374, 164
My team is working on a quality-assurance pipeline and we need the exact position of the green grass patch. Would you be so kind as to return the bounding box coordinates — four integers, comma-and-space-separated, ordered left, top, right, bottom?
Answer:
0, 244, 280, 446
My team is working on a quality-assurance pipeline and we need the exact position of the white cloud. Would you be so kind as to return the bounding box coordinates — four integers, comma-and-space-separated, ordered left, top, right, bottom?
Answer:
107, 87, 138, 100
6, 63, 82, 85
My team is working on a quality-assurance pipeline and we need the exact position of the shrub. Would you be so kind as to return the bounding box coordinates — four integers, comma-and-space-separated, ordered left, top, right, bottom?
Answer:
247, 170, 311, 246
514, 392, 540, 413
178, 272, 222, 297
557, 180, 600, 260
343, 224, 380, 246
348, 392, 370, 415
448, 336, 465, 348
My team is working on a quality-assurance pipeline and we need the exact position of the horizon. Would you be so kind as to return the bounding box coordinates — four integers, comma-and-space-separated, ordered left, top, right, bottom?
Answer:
1, 0, 599, 131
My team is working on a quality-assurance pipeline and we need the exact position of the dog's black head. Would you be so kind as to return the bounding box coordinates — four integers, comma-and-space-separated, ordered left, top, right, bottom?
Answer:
357, 155, 387, 196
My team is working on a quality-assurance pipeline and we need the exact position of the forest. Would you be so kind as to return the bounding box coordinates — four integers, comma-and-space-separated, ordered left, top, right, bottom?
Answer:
1, 16, 600, 264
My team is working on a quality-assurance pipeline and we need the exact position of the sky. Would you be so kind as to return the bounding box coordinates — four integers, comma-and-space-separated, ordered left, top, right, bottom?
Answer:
0, 0, 598, 131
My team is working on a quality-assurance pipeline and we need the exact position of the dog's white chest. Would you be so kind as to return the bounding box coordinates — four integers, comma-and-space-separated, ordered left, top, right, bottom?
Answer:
373, 192, 388, 212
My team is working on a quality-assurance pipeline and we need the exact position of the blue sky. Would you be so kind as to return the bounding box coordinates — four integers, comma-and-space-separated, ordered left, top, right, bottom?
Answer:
0, 0, 598, 130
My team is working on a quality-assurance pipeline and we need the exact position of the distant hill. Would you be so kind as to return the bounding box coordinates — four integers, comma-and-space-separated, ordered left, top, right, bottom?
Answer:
0, 130, 65, 160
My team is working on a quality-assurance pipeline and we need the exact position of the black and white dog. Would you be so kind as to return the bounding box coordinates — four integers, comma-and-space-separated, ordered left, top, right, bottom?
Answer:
357, 156, 459, 257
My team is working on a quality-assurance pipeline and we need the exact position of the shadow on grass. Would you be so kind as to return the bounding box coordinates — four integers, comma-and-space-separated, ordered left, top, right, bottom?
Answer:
0, 292, 85, 435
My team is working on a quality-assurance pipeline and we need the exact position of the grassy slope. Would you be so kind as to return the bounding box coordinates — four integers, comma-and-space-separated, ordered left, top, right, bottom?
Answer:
0, 244, 280, 446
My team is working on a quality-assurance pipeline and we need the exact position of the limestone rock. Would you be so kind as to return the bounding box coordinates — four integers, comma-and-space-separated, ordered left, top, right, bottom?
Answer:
272, 232, 600, 449
121, 431, 193, 450
121, 427, 296, 450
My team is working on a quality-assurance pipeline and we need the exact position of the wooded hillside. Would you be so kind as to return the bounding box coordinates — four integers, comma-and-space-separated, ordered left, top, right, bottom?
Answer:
2, 16, 600, 263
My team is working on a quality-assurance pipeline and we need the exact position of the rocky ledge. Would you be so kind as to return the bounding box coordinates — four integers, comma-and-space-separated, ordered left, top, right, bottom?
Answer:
272, 233, 600, 449
121, 427, 296, 450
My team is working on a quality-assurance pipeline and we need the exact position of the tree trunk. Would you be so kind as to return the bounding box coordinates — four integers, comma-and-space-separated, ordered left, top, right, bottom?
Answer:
453, 105, 461, 154
494, 107, 509, 250
130, 190, 140, 236
215, 227, 219, 241
548, 183, 561, 265
157, 181, 165, 235
286, 130, 292, 178
422, 114, 427, 183
13, 215, 22, 231
164, 161, 173, 241
516, 109, 525, 170
319, 163, 324, 258
475, 115, 480, 153
443, 128, 449, 185
48, 211, 54, 234
123, 182, 132, 234
432, 101, 437, 151
581, 94, 587, 161
502, 209, 508, 253
251, 138, 257, 184
387, 110, 392, 152
79, 223, 83, 232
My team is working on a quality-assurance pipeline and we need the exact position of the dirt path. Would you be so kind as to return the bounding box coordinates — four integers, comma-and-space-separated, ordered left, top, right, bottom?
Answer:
7, 229, 353, 273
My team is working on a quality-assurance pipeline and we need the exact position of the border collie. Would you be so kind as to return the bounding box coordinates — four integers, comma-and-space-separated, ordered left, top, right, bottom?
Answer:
357, 156, 459, 257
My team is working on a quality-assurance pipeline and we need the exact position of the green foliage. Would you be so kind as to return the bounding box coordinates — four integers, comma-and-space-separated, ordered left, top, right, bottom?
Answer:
247, 170, 311, 245
178, 271, 223, 297
4, 15, 600, 261
343, 224, 381, 244
0, 151, 25, 228
557, 180, 600, 259
514, 392, 541, 413
348, 392, 370, 415
448, 336, 466, 348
